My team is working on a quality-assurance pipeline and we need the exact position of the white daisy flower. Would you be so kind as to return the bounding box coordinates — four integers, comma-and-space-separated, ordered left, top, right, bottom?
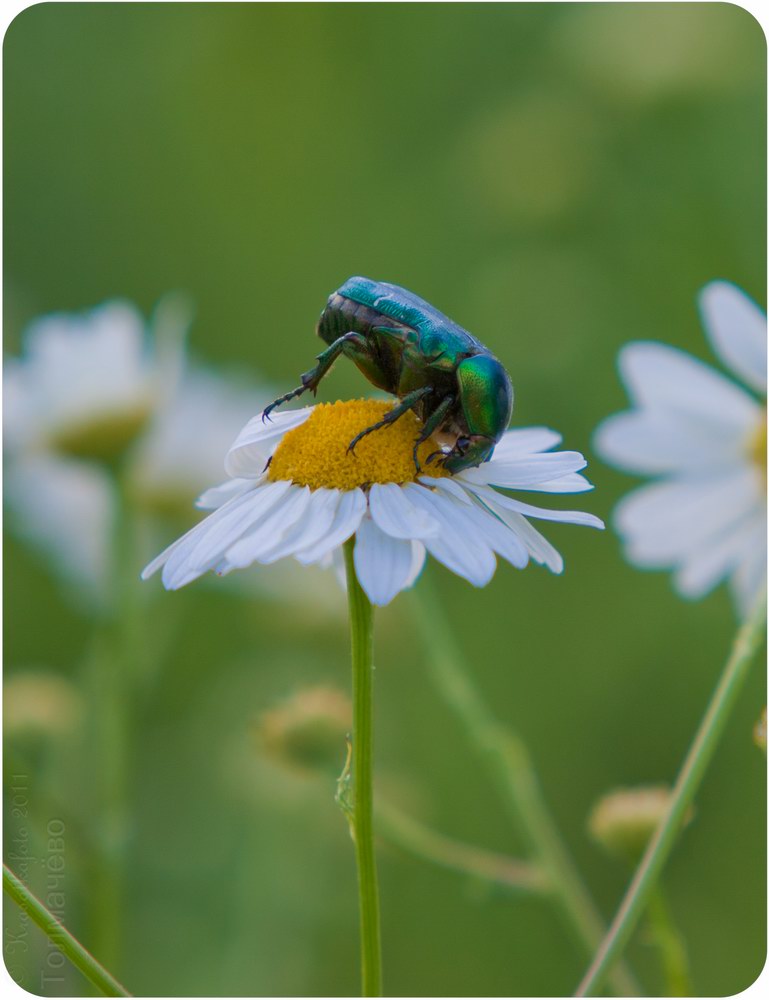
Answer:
4, 300, 164, 462
4, 361, 274, 595
595, 281, 766, 616
142, 398, 604, 607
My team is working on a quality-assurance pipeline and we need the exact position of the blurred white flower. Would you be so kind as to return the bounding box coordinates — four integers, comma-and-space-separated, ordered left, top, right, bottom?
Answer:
143, 398, 603, 607
4, 453, 113, 599
595, 281, 766, 616
129, 366, 267, 515
4, 297, 337, 611
4, 301, 162, 462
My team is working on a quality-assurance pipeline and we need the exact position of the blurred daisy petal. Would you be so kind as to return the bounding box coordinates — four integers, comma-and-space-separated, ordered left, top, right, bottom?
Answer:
617, 341, 758, 432
700, 281, 767, 394
595, 282, 766, 617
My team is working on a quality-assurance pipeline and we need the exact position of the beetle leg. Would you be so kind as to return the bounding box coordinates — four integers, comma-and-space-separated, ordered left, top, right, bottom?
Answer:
262, 333, 364, 421
411, 395, 454, 472
346, 386, 433, 455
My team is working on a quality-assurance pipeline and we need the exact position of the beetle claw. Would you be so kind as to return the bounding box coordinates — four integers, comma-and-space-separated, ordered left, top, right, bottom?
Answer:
425, 449, 445, 466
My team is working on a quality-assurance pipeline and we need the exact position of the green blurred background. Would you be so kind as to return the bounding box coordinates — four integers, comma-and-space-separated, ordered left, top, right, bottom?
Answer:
4, 3, 766, 996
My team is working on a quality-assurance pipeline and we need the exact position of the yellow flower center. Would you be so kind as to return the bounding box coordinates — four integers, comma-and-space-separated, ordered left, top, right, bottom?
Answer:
268, 399, 446, 490
750, 413, 767, 481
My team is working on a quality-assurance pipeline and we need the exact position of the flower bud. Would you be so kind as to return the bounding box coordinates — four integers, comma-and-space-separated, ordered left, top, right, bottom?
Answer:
588, 785, 692, 863
3, 670, 83, 741
257, 686, 351, 776
754, 707, 766, 753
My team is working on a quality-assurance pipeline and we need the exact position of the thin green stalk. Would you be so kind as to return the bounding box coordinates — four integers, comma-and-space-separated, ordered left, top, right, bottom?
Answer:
645, 887, 691, 996
412, 576, 640, 997
343, 539, 382, 997
575, 593, 766, 997
377, 798, 548, 895
3, 864, 131, 997
87, 472, 140, 969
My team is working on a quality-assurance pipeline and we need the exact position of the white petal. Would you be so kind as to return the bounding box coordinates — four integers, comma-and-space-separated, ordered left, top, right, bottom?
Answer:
331, 545, 348, 591
353, 517, 416, 606
224, 407, 313, 478
368, 482, 440, 539
223, 486, 312, 568
196, 477, 260, 510
699, 281, 767, 394
294, 489, 367, 564
141, 482, 263, 580
616, 342, 759, 433
594, 409, 754, 476
257, 489, 340, 563
462, 482, 604, 529
674, 511, 764, 601
467, 469, 593, 494
729, 516, 767, 618
419, 479, 529, 567
149, 481, 291, 588
403, 485, 497, 586
491, 427, 562, 458
418, 476, 474, 504
459, 451, 587, 489
529, 473, 594, 494
163, 482, 292, 586
614, 468, 762, 566
404, 541, 427, 589
466, 501, 529, 569
483, 500, 564, 573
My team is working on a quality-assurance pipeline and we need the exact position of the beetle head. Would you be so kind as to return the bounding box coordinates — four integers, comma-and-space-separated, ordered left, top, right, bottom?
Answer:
443, 355, 513, 473
440, 433, 495, 474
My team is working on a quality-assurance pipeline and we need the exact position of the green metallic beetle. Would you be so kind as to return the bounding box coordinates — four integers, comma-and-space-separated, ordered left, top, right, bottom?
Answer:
263, 276, 513, 473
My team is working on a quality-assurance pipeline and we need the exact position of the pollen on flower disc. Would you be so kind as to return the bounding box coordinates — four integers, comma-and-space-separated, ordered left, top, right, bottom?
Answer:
268, 399, 446, 490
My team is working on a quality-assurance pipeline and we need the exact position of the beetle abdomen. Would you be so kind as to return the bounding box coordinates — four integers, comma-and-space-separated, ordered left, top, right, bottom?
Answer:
317, 288, 407, 347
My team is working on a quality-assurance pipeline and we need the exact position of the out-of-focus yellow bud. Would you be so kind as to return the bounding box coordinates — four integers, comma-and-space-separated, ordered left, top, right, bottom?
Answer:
3, 670, 83, 740
754, 707, 767, 753
588, 785, 693, 863
257, 686, 351, 776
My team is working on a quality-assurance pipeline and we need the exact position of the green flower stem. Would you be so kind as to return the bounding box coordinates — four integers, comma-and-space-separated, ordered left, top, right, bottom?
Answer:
3, 864, 131, 997
376, 798, 548, 894
343, 539, 382, 997
87, 471, 140, 969
645, 886, 691, 996
412, 577, 640, 997
575, 592, 767, 998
